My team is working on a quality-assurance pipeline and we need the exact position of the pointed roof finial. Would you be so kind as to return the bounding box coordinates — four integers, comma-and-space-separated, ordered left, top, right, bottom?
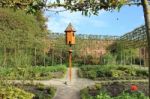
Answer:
65, 23, 76, 32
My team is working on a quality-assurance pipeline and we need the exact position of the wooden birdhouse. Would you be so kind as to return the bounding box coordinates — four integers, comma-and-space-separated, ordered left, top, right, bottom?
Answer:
65, 23, 76, 46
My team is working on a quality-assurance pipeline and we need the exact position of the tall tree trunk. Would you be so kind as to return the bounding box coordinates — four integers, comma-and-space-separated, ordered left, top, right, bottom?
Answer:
141, 0, 150, 93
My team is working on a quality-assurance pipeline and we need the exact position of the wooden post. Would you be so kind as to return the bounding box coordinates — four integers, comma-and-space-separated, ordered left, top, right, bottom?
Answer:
69, 49, 72, 81
65, 23, 76, 82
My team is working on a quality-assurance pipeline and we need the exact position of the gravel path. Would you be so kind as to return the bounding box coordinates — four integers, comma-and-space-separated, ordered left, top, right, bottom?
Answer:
53, 68, 94, 99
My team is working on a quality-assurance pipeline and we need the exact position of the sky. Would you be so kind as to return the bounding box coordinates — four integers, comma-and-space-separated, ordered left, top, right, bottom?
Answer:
44, 5, 144, 36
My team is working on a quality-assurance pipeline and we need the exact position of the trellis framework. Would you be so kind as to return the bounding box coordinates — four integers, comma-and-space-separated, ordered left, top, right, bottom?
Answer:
119, 25, 147, 48
3, 26, 146, 66
49, 33, 119, 49
119, 25, 148, 66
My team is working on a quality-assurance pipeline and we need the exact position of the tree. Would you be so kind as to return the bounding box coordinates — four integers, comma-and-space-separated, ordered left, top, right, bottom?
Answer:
141, 0, 150, 66
0, 8, 47, 66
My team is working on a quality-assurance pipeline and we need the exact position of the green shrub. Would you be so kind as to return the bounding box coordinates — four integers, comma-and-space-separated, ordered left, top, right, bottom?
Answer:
96, 92, 111, 99
80, 88, 92, 99
36, 83, 45, 91
117, 66, 129, 71
136, 69, 149, 77
12, 83, 56, 99
95, 91, 149, 99
78, 69, 84, 78
86, 70, 97, 79
34, 84, 56, 99
101, 53, 116, 65
111, 70, 125, 78
0, 86, 34, 99
114, 91, 149, 99
0, 65, 67, 80
95, 83, 102, 90
79, 65, 148, 80
117, 66, 136, 76
96, 69, 111, 77
46, 86, 56, 97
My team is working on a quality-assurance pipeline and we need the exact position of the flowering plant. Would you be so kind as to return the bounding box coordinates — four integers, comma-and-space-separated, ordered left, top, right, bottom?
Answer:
130, 85, 138, 91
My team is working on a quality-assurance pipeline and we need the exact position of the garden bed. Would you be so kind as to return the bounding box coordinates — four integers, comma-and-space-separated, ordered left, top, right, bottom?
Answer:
78, 65, 149, 80
80, 81, 149, 99
0, 83, 56, 99
0, 65, 67, 80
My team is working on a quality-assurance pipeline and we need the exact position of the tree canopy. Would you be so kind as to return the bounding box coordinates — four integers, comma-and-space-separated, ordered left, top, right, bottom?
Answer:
0, 8, 49, 66
0, 8, 45, 49
0, 0, 143, 15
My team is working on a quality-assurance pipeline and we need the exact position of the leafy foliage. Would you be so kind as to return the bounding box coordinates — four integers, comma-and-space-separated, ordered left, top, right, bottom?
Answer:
93, 91, 149, 99
78, 65, 149, 80
0, 8, 43, 48
0, 65, 67, 80
113, 91, 149, 99
0, 0, 142, 15
32, 83, 56, 99
101, 52, 116, 65
0, 86, 34, 99
0, 83, 56, 99
0, 8, 49, 67
80, 82, 149, 99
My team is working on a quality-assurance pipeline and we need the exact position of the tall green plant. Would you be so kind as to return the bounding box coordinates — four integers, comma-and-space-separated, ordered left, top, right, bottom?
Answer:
0, 8, 47, 67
